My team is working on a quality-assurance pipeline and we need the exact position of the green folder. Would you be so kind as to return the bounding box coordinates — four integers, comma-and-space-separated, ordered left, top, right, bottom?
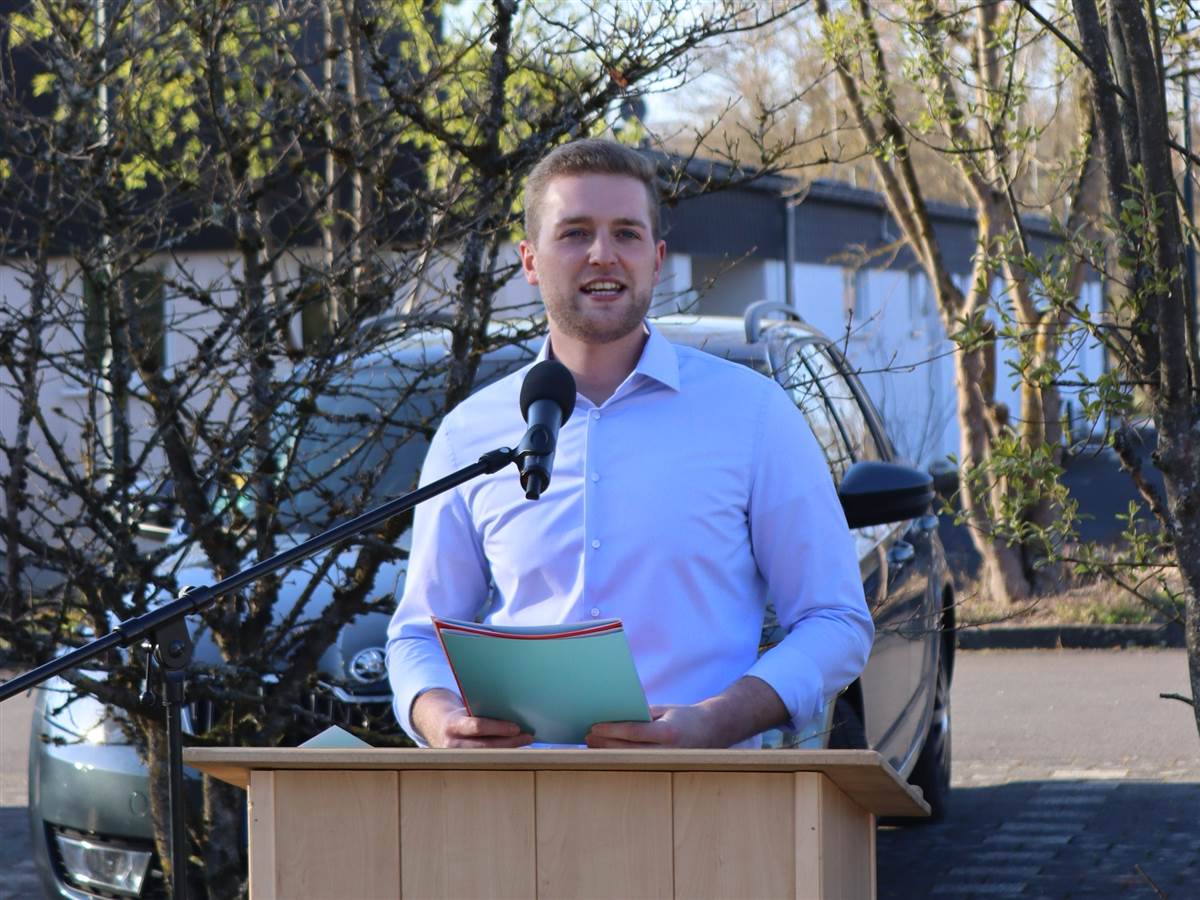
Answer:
433, 617, 652, 744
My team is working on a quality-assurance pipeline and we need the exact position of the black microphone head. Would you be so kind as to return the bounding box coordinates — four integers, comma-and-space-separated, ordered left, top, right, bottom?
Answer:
519, 360, 577, 424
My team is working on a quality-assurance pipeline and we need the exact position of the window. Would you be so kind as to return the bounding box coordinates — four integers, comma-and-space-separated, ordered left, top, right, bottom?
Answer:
778, 343, 854, 480
800, 343, 881, 465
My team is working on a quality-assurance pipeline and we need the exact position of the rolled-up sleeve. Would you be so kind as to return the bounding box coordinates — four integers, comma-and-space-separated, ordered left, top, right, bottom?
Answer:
743, 385, 874, 729
386, 416, 492, 744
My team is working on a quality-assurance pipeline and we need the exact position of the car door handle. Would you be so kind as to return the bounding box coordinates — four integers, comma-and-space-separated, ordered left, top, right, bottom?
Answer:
888, 540, 915, 567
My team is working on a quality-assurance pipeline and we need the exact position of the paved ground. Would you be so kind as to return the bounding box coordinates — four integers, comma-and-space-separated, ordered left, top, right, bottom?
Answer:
878, 778, 1200, 898
878, 649, 1200, 899
1, 675, 37, 900
3, 650, 1198, 899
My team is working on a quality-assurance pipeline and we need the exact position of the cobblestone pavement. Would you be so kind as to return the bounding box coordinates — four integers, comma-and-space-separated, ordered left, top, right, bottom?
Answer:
878, 771, 1200, 899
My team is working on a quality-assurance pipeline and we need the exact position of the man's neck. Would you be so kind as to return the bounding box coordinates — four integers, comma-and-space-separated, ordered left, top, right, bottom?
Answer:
548, 325, 648, 407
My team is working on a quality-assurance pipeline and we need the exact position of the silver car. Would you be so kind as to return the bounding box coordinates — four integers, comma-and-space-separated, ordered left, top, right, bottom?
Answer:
28, 306, 954, 898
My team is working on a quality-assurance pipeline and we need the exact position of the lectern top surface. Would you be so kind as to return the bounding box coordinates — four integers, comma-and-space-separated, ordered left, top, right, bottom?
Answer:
183, 747, 930, 817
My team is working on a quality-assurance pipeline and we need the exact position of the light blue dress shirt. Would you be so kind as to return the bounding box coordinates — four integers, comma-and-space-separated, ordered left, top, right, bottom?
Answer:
386, 323, 873, 746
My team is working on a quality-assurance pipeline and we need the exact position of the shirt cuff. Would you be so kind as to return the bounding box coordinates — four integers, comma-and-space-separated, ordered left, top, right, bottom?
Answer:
744, 645, 827, 733
387, 642, 460, 746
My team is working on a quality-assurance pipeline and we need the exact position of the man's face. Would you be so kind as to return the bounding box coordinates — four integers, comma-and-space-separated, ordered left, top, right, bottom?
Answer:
519, 173, 666, 345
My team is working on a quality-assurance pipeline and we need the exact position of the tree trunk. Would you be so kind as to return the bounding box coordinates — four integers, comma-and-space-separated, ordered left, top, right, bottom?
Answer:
1154, 423, 1200, 737
955, 343, 1033, 603
202, 776, 248, 899
143, 721, 201, 898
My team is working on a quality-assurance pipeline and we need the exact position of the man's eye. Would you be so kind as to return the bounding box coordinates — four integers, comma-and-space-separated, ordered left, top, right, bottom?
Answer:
617, 229, 641, 240
561, 229, 587, 239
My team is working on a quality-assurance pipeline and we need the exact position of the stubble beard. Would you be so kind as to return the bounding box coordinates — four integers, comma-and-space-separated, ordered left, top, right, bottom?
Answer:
545, 284, 653, 345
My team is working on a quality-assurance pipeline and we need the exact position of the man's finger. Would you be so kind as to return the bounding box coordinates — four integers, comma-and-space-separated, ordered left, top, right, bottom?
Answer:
447, 733, 534, 749
587, 721, 665, 744
449, 715, 525, 738
585, 733, 662, 749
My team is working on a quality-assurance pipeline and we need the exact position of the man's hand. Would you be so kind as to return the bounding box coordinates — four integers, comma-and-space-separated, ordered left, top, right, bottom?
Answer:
584, 676, 789, 749
411, 688, 533, 749
585, 704, 715, 748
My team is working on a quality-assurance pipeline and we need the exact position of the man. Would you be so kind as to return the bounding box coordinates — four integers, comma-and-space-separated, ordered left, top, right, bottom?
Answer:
386, 138, 872, 749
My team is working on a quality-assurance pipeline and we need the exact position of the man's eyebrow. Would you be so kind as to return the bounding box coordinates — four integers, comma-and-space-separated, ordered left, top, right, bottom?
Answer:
553, 215, 649, 230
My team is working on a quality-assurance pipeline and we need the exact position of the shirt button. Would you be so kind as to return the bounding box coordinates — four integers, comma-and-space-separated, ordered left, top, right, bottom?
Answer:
590, 608, 600, 618
591, 472, 600, 482
591, 410, 601, 420
591, 539, 601, 549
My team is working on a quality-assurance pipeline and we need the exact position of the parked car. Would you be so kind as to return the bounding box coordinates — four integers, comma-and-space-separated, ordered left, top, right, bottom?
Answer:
28, 304, 954, 898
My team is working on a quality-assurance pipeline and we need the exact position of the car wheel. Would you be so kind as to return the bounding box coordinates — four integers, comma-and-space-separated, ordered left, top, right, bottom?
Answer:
907, 646, 951, 822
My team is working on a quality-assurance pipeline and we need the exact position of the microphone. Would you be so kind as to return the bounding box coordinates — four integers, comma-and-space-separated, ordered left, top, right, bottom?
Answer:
516, 360, 577, 500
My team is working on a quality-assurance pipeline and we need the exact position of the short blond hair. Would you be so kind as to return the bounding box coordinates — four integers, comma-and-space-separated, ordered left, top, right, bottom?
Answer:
523, 139, 660, 243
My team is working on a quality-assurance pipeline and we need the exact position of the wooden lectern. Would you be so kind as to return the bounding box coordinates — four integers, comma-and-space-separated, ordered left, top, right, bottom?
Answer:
185, 747, 927, 900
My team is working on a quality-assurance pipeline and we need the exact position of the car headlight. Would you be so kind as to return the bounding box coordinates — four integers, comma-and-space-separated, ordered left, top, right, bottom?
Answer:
54, 832, 152, 896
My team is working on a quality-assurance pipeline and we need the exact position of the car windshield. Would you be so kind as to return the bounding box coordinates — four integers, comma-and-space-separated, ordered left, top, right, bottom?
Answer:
280, 365, 440, 527
214, 347, 530, 533
210, 361, 441, 533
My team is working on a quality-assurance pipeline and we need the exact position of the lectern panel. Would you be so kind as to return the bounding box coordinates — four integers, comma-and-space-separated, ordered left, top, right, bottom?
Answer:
535, 771, 673, 899
256, 770, 400, 899
794, 774, 874, 900
671, 772, 795, 900
400, 770, 536, 899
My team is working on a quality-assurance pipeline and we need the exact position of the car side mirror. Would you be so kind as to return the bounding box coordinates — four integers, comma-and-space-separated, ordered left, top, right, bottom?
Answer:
838, 461, 935, 529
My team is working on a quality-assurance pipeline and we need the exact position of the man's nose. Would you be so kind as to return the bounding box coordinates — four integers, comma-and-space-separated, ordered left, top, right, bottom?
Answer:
588, 233, 617, 265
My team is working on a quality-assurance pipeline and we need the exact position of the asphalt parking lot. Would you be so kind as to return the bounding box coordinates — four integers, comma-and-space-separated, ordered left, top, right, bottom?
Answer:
3, 648, 1199, 899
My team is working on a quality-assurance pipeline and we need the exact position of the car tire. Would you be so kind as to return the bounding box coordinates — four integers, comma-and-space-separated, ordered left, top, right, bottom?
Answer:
906, 646, 951, 823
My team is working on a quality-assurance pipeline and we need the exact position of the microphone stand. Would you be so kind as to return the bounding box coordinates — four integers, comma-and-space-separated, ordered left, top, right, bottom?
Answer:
0, 445, 520, 900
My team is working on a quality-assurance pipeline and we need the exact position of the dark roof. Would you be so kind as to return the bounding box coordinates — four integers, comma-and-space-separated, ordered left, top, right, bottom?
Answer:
655, 152, 1071, 276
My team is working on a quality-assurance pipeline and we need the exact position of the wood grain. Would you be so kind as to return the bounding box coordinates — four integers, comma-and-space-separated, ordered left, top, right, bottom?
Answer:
536, 771, 673, 899
672, 772, 795, 900
795, 773, 875, 900
248, 771, 277, 900
271, 770, 400, 898
400, 770, 535, 899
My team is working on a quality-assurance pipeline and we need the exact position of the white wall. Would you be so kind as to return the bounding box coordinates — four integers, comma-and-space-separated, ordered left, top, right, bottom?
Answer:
840, 268, 957, 465
688, 255, 777, 316
688, 257, 1114, 468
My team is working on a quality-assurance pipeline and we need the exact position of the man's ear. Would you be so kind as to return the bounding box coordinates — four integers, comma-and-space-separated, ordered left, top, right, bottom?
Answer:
653, 240, 666, 284
518, 239, 539, 286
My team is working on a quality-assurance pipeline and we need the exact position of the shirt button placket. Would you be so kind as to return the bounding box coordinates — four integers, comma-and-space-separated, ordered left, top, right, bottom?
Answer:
585, 407, 601, 619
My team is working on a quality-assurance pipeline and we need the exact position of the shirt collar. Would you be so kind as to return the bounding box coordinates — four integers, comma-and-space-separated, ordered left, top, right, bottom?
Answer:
535, 321, 681, 393
632, 322, 681, 392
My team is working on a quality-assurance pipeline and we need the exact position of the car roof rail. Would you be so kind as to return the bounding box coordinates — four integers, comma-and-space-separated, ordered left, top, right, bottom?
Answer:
744, 300, 805, 343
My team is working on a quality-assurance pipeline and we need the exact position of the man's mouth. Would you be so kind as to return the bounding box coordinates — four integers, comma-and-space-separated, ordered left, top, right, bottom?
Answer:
580, 279, 626, 298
